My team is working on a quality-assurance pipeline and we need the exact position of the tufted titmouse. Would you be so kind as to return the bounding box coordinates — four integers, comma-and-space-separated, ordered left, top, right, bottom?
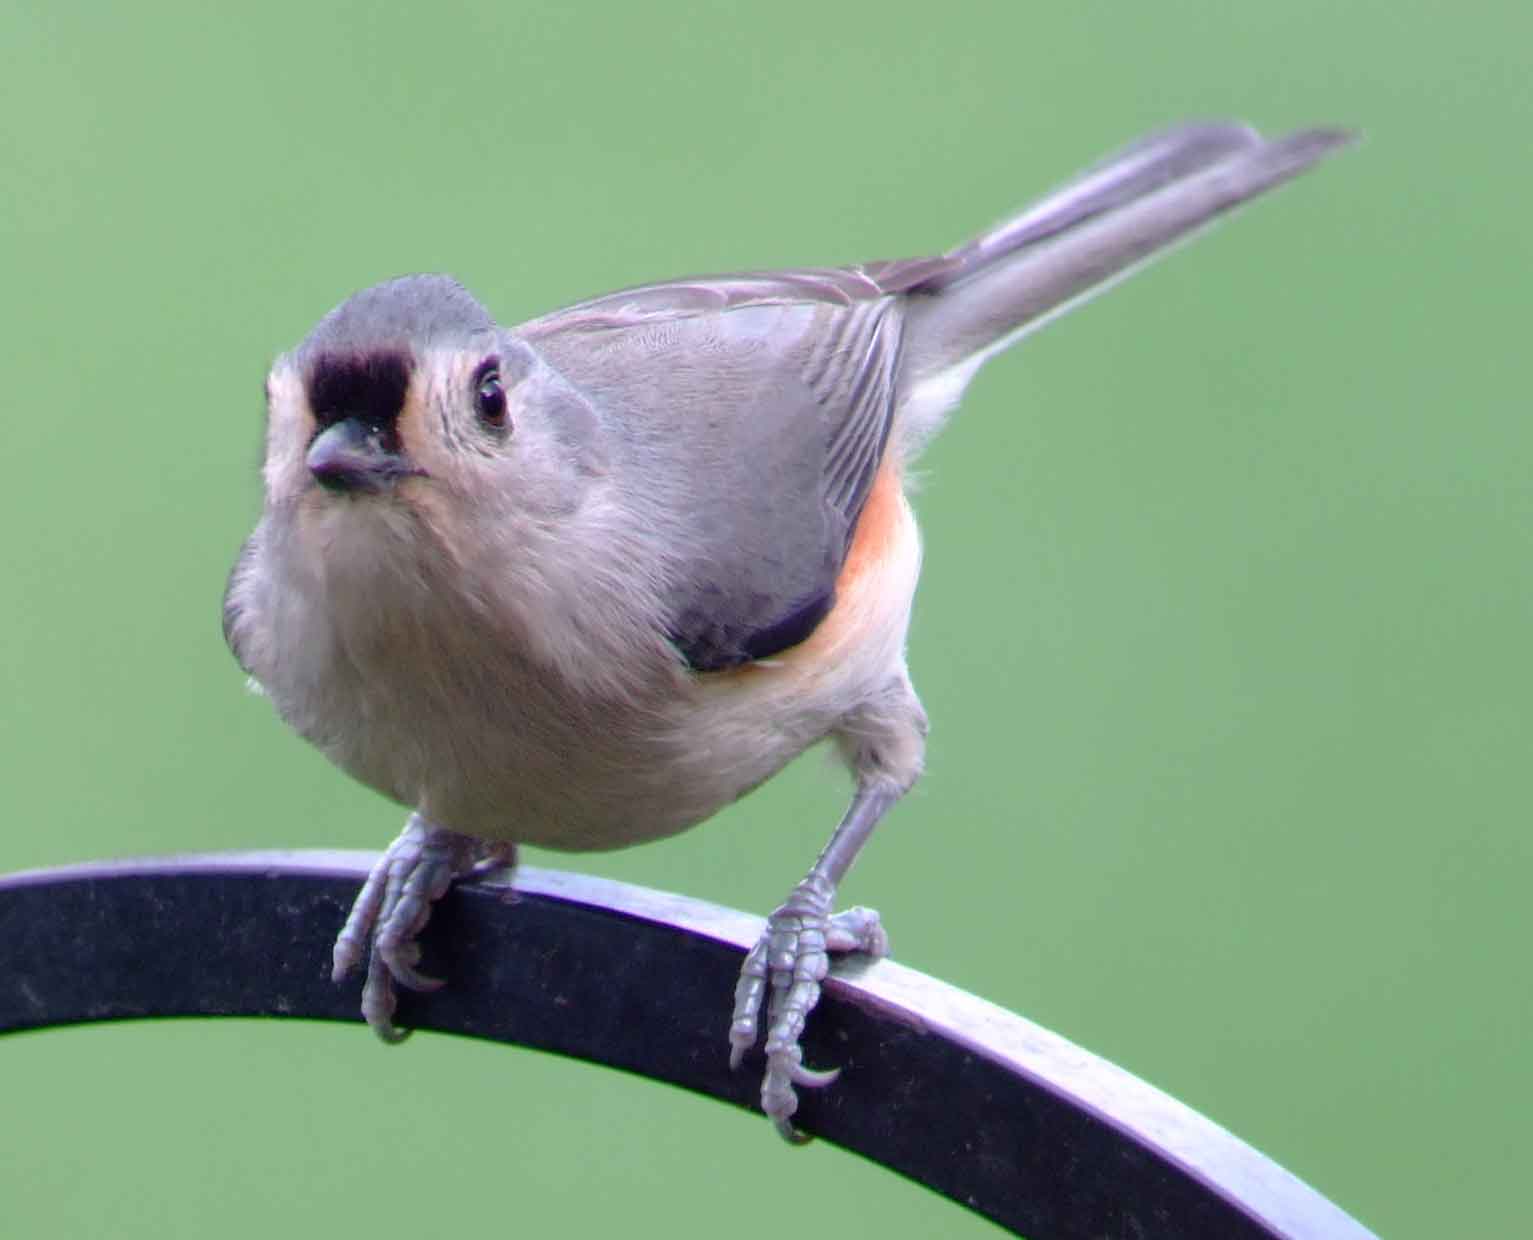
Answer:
224, 122, 1352, 1140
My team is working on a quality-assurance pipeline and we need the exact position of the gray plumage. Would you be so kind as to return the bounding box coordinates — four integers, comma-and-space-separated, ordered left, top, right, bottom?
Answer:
506, 122, 1352, 667
223, 121, 1354, 1139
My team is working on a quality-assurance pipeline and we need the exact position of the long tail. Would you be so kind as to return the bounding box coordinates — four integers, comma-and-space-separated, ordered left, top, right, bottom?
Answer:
897, 122, 1355, 428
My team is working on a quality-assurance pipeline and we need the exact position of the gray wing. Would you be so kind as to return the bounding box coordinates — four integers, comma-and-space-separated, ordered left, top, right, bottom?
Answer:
510, 122, 1354, 671
520, 261, 951, 670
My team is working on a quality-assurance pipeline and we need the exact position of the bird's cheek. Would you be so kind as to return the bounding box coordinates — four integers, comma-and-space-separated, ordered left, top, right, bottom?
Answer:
262, 371, 319, 504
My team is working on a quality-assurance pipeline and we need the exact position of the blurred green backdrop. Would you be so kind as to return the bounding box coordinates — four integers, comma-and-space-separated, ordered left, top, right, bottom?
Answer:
2, 2, 1527, 1237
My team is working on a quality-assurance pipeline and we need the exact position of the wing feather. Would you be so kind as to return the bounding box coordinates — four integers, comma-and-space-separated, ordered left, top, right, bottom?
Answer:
520, 263, 924, 669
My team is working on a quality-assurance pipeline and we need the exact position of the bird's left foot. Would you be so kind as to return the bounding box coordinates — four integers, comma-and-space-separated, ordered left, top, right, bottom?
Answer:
728, 874, 889, 1142
331, 813, 513, 1042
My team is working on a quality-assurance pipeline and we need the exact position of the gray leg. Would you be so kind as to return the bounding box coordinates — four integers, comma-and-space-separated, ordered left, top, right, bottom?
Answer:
332, 812, 515, 1043
730, 677, 927, 1141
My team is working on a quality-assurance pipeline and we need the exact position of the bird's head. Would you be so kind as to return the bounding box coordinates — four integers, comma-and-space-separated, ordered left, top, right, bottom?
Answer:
231, 274, 666, 710
260, 275, 605, 540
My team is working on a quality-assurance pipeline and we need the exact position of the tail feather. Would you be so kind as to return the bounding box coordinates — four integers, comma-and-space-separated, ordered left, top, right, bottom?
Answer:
931, 122, 1264, 290
898, 123, 1356, 429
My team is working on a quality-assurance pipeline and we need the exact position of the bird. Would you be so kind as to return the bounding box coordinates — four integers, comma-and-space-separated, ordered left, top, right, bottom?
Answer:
223, 121, 1353, 1141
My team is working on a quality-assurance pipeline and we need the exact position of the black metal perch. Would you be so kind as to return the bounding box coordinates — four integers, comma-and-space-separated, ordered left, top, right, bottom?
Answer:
0, 852, 1374, 1239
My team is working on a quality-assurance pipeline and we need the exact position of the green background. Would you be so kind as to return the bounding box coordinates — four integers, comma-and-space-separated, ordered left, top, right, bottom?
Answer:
2, 3, 1527, 1236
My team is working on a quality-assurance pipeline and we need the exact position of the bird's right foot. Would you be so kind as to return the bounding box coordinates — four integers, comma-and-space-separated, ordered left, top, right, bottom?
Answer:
331, 813, 513, 1042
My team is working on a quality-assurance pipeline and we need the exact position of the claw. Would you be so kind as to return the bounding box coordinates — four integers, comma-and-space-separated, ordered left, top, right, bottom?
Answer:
790, 1062, 841, 1089
375, 944, 445, 993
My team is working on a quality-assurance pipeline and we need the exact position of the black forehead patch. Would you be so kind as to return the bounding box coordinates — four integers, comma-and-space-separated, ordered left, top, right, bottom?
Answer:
307, 351, 413, 430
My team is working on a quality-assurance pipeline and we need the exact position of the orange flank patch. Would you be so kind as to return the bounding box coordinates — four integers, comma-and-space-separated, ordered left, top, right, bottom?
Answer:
772, 457, 910, 668
697, 455, 914, 688
838, 458, 905, 595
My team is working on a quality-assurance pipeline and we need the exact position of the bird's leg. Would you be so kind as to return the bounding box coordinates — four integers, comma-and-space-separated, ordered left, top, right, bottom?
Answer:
730, 679, 926, 1142
332, 812, 515, 1042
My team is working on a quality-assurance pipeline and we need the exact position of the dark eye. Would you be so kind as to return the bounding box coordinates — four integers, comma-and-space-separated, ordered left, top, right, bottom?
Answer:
473, 363, 509, 432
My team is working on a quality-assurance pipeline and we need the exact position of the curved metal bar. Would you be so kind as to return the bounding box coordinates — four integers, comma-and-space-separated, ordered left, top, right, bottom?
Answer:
0, 852, 1374, 1239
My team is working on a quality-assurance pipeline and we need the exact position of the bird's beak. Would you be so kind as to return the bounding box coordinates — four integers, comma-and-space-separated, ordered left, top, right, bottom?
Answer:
306, 419, 421, 492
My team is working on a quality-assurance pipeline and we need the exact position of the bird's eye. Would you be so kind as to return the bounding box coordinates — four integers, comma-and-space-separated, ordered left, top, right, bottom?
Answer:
473, 363, 509, 432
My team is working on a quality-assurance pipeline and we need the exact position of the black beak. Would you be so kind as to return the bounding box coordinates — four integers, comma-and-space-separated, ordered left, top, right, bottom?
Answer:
306, 418, 419, 492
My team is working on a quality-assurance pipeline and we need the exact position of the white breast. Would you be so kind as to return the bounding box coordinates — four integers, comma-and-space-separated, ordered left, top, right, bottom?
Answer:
238, 468, 921, 853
